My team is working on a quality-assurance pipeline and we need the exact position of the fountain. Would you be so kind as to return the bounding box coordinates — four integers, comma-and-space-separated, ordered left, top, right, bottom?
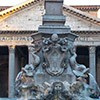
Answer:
15, 0, 100, 100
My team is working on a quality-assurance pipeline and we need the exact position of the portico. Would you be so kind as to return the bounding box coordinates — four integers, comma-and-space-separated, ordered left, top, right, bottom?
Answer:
0, 30, 99, 97
0, 0, 100, 98
75, 31, 100, 88
0, 31, 32, 97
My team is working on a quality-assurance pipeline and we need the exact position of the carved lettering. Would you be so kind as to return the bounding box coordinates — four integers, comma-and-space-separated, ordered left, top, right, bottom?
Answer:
76, 36, 100, 42
0, 36, 33, 42
76, 37, 94, 42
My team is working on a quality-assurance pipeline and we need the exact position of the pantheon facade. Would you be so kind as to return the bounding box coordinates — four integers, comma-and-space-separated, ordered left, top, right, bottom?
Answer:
0, 0, 100, 98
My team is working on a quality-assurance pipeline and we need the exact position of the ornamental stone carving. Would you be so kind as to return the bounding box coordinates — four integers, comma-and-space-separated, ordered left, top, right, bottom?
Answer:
42, 34, 68, 76
15, 0, 100, 99
89, 46, 96, 54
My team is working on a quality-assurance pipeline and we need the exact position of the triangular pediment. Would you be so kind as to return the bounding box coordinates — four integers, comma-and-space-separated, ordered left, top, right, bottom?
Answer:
64, 10, 100, 31
63, 6, 100, 31
0, 0, 100, 31
0, 0, 44, 30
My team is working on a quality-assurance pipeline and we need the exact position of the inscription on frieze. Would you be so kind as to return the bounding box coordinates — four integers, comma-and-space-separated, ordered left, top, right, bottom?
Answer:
76, 36, 100, 42
0, 36, 33, 41
0, 36, 33, 45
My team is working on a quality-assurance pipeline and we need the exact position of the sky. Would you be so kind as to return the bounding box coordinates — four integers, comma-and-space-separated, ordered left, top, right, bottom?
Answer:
0, 0, 100, 6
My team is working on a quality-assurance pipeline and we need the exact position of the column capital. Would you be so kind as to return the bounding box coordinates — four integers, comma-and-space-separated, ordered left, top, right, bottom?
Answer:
8, 45, 15, 52
89, 46, 96, 54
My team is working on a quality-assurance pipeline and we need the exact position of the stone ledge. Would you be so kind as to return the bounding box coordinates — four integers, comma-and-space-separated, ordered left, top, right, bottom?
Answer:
0, 98, 16, 100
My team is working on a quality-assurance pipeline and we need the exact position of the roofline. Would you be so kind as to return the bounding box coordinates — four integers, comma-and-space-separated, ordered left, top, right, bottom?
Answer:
0, 0, 100, 26
63, 5, 100, 25
72, 5, 100, 11
0, 30, 37, 34
0, 30, 100, 34
72, 30, 100, 35
0, 6, 12, 11
0, 0, 43, 18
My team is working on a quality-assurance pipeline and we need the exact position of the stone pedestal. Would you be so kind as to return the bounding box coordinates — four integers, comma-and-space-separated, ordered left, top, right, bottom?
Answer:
31, 0, 78, 86
38, 0, 72, 34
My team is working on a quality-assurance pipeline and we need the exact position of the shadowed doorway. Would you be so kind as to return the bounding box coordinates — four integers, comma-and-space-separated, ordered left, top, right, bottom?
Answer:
0, 46, 8, 97
96, 46, 100, 87
15, 46, 28, 78
76, 46, 89, 83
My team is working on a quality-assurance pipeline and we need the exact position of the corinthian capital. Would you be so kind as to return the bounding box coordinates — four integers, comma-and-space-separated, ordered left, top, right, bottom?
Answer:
89, 46, 96, 54
8, 45, 15, 53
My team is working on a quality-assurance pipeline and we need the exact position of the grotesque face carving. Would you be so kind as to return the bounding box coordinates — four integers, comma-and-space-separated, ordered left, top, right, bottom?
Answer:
52, 82, 63, 92
23, 64, 34, 77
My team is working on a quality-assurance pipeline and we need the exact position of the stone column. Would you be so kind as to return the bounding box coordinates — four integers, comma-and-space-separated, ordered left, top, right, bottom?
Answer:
28, 46, 34, 64
15, 53, 20, 79
8, 45, 15, 98
89, 46, 96, 88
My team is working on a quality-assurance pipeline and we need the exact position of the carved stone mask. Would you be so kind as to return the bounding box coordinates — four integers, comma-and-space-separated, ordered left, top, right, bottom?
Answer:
53, 82, 63, 92
23, 64, 34, 76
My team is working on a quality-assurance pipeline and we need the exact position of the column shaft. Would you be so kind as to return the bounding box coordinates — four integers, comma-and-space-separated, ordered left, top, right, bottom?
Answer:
8, 45, 15, 98
89, 46, 96, 88
28, 46, 34, 64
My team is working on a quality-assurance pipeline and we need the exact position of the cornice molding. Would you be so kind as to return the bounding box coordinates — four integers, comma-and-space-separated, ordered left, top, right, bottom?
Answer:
72, 5, 100, 11
63, 5, 100, 25
0, 30, 100, 35
0, 30, 37, 34
0, 0, 43, 18
72, 30, 100, 35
